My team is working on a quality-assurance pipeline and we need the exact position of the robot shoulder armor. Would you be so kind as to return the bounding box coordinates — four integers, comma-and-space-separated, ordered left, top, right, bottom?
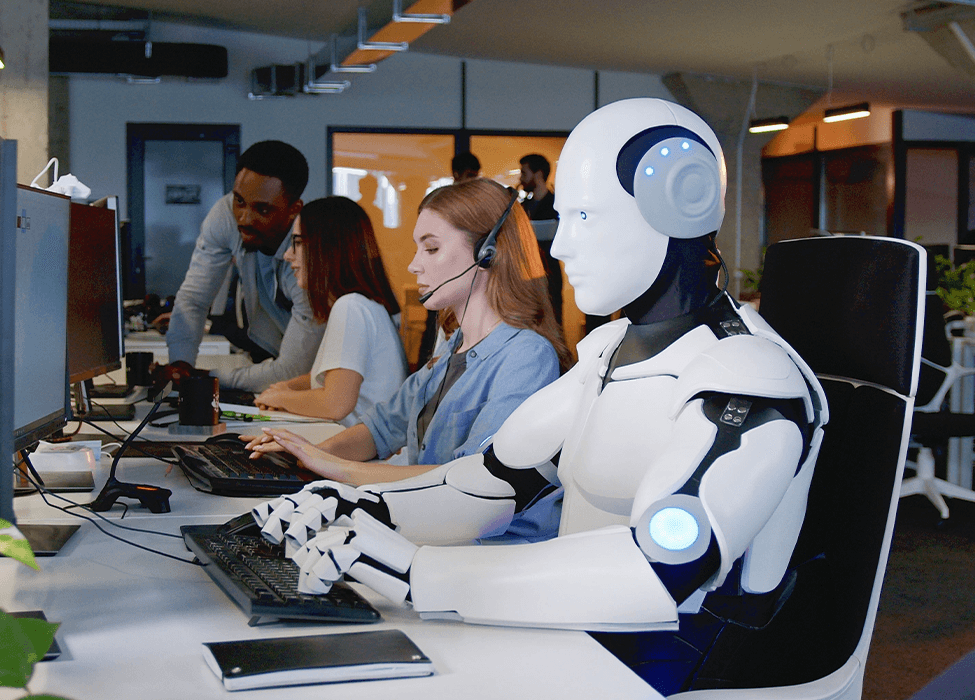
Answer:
669, 335, 808, 417
572, 319, 629, 382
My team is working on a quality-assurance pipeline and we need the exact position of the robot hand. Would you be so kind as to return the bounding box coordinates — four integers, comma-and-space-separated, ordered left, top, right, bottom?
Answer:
292, 510, 417, 603
251, 480, 391, 555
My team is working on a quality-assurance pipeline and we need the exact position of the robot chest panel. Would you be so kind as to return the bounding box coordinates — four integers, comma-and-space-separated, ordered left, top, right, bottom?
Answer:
561, 374, 678, 515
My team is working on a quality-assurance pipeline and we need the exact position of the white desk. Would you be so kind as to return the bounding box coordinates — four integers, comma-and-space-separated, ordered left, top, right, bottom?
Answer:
4, 428, 660, 700
123, 330, 252, 375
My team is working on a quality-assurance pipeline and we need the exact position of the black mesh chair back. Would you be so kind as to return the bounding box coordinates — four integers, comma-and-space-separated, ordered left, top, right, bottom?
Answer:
677, 236, 924, 695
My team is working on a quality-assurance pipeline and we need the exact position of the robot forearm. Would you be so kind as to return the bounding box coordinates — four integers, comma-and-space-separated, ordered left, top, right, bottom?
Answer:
410, 526, 678, 632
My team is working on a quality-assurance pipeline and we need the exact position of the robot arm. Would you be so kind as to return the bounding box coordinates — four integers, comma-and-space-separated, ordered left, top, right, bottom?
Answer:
408, 335, 820, 630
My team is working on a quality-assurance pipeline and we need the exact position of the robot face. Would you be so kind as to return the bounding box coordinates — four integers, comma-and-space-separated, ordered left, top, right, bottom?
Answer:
550, 99, 726, 316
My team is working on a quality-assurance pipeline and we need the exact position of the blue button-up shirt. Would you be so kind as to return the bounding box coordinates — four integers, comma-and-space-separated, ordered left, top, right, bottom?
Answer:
359, 322, 559, 465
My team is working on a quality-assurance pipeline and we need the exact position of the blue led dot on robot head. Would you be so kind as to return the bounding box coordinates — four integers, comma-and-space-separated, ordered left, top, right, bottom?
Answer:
681, 141, 690, 150
645, 166, 654, 177
660, 147, 670, 157
649, 507, 700, 551
580, 211, 587, 220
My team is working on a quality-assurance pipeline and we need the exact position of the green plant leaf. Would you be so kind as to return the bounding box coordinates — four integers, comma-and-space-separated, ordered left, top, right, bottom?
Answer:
0, 526, 39, 571
0, 611, 38, 689
0, 612, 60, 690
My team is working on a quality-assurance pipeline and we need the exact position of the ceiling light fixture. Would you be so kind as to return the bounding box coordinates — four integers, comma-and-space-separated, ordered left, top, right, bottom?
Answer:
304, 79, 351, 94
748, 116, 789, 134
358, 7, 409, 52
823, 102, 871, 123
392, 0, 450, 24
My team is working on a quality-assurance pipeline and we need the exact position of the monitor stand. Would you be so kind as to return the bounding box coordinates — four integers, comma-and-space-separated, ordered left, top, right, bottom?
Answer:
14, 468, 94, 495
16, 523, 80, 556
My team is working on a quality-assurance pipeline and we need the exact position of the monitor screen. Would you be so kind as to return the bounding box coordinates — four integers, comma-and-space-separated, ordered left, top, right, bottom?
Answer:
1, 138, 15, 522
12, 185, 71, 453
67, 198, 123, 383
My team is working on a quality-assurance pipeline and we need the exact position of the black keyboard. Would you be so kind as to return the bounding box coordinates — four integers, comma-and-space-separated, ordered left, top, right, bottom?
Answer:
181, 524, 382, 626
219, 388, 256, 406
172, 439, 320, 497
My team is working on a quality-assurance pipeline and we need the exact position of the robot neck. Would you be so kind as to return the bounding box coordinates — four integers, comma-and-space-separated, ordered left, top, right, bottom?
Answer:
623, 236, 722, 326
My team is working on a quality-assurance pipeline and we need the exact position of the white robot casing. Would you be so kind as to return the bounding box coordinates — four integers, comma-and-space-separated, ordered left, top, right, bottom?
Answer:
258, 98, 828, 638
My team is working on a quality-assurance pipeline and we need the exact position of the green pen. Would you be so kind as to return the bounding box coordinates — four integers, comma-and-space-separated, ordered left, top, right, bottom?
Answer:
220, 410, 275, 422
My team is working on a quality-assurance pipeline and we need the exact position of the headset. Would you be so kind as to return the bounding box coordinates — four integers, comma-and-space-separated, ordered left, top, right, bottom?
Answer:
418, 186, 521, 304
616, 125, 724, 239
472, 185, 521, 268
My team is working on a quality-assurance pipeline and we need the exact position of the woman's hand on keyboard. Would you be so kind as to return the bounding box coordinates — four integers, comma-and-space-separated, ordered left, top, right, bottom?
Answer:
242, 428, 292, 456
261, 429, 356, 482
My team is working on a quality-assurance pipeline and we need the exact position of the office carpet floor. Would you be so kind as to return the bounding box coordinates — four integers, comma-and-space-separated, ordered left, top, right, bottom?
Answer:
862, 494, 975, 700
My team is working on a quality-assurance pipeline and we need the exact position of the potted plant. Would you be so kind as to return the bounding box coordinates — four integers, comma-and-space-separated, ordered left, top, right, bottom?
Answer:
933, 254, 975, 317
0, 519, 68, 700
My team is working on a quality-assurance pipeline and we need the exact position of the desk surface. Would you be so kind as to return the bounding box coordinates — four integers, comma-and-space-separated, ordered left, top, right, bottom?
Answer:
5, 420, 660, 700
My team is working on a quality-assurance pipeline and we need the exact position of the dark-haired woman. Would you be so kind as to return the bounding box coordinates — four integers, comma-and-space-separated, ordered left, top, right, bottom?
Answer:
253, 197, 407, 427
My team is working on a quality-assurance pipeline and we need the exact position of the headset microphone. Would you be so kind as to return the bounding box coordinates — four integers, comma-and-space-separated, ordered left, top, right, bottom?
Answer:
417, 261, 478, 304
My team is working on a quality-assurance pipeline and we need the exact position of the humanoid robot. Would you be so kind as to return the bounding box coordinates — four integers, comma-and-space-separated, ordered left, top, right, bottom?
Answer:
252, 98, 828, 694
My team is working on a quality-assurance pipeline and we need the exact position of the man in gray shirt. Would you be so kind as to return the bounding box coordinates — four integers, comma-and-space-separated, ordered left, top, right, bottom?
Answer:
164, 141, 324, 392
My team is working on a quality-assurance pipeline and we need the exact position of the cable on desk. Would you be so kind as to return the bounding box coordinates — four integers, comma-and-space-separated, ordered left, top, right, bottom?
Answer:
78, 418, 180, 466
16, 455, 203, 567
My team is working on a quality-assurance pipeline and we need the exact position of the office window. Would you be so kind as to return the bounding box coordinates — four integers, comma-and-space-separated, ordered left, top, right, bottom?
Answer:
904, 148, 958, 247
762, 154, 818, 245
822, 145, 894, 237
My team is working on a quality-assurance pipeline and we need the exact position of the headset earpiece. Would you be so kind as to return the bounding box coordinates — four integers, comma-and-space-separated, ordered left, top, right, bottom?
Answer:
472, 187, 520, 269
616, 125, 723, 239
473, 235, 494, 268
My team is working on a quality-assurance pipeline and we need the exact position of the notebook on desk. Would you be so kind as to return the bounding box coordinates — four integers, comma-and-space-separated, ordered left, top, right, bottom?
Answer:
172, 436, 321, 497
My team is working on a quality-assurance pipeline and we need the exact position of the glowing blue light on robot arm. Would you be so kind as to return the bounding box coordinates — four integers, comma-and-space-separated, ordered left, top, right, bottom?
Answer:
649, 507, 700, 551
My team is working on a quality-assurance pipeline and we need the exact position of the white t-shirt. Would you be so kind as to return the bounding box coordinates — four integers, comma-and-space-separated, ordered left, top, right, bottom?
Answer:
310, 293, 408, 428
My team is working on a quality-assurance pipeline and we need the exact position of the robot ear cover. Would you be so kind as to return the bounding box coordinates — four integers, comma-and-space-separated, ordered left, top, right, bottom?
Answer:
617, 125, 723, 239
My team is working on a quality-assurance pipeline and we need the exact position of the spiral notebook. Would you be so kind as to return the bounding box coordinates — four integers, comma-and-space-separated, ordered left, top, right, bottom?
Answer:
203, 629, 433, 691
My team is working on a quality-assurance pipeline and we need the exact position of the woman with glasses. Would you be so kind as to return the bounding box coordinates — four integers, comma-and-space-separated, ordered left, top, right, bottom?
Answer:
247, 179, 570, 502
252, 196, 407, 426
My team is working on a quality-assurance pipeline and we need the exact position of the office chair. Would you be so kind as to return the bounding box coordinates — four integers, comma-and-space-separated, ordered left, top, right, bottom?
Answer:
900, 292, 975, 520
670, 235, 924, 699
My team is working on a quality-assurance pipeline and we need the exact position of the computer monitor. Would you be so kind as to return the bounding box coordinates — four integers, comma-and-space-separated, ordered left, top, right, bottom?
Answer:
12, 186, 72, 455
67, 198, 123, 384
0, 138, 16, 522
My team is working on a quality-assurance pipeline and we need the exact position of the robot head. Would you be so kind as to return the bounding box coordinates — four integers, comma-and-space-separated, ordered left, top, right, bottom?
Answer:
551, 99, 727, 317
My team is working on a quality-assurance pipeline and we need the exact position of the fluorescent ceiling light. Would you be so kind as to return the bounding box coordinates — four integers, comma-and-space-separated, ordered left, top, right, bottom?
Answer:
823, 102, 871, 123
748, 116, 789, 134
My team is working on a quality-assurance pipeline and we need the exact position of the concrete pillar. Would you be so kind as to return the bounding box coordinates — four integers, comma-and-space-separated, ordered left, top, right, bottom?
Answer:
0, 0, 49, 185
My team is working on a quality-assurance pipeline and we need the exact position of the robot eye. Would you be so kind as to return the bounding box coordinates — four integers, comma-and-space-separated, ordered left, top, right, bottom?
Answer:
580, 211, 588, 220
649, 507, 700, 551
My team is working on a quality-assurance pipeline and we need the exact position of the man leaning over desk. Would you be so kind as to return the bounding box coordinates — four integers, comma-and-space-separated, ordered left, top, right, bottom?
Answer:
164, 140, 324, 393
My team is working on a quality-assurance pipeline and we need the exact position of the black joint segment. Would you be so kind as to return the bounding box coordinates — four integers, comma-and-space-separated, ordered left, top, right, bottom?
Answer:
483, 446, 554, 513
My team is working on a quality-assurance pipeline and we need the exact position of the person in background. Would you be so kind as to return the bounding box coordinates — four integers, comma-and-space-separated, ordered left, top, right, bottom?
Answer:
247, 179, 569, 507
519, 153, 562, 325
451, 151, 481, 182
162, 140, 323, 393
252, 197, 407, 426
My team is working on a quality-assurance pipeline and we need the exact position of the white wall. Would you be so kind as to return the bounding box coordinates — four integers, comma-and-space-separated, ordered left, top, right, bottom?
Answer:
64, 21, 673, 219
